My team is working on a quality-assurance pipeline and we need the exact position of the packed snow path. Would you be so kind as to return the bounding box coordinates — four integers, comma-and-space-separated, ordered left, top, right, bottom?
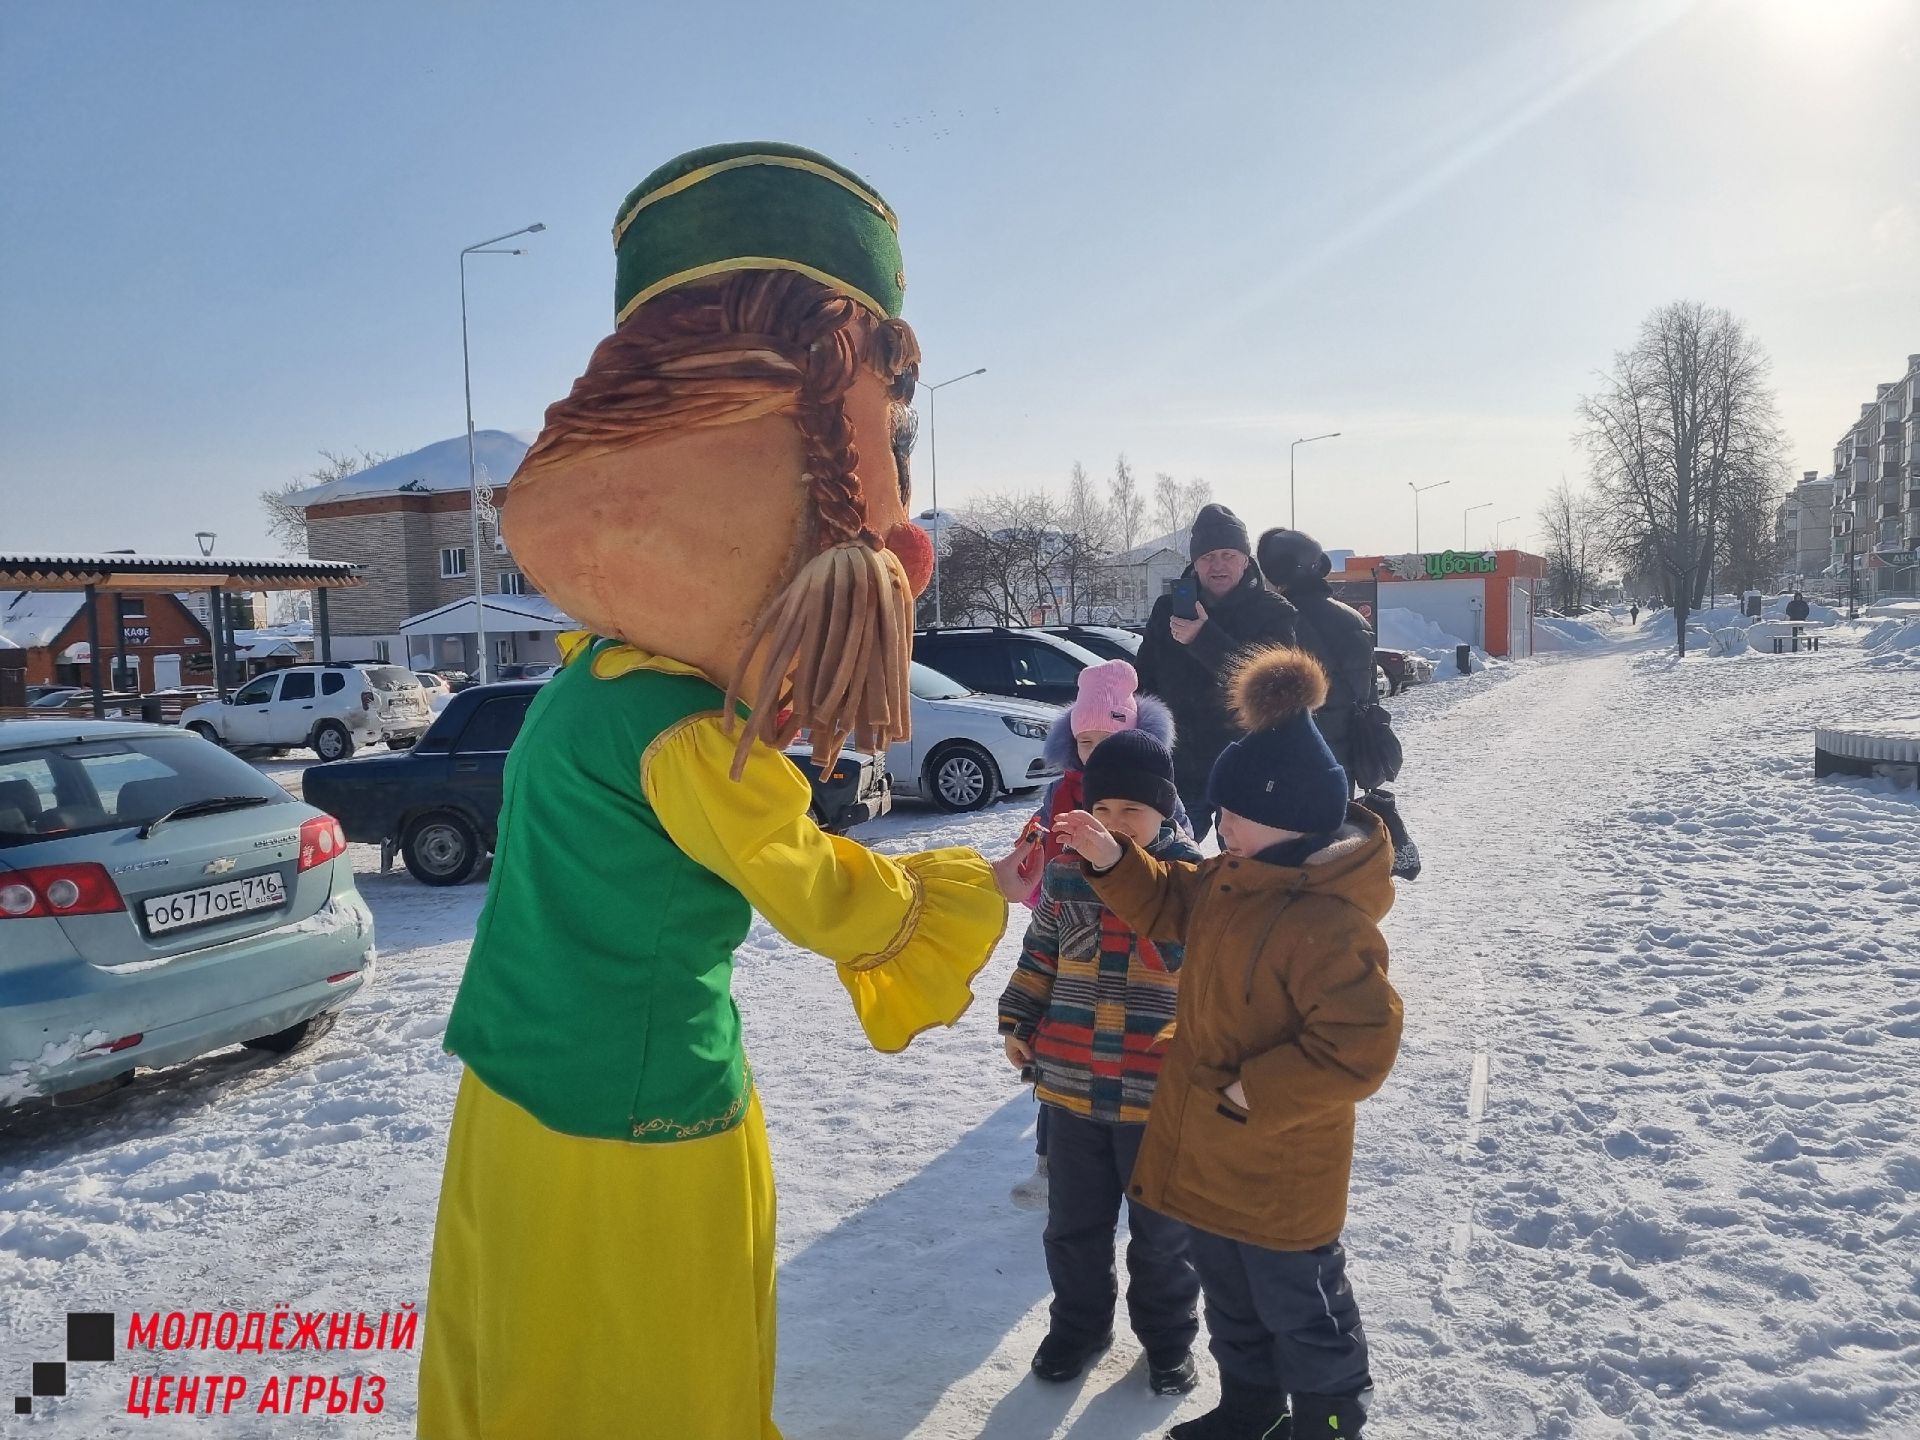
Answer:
3, 624, 1916, 1437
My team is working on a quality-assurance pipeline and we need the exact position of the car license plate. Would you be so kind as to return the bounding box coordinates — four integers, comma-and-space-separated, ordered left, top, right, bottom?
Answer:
143, 874, 287, 934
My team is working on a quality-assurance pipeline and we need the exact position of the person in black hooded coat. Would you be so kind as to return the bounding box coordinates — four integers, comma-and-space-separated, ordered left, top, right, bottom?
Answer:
1255, 528, 1378, 779
1134, 504, 1297, 840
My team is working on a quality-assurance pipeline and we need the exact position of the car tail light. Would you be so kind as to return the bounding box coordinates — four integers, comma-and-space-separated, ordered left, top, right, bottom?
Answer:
298, 815, 348, 872
0, 863, 126, 920
83, 1033, 144, 1056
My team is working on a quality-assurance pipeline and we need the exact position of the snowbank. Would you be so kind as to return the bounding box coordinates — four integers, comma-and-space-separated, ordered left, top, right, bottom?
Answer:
1531, 615, 1609, 652
1378, 607, 1488, 677
1863, 618, 1920, 669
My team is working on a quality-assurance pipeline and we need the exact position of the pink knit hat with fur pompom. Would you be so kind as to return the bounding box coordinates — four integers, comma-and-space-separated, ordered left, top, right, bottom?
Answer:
1070, 659, 1140, 737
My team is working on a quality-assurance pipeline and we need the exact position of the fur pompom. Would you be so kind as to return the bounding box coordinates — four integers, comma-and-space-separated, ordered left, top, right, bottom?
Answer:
1228, 646, 1329, 731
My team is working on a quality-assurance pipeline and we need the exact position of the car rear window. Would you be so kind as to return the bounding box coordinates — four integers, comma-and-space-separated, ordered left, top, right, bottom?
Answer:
366, 666, 421, 691
0, 735, 289, 848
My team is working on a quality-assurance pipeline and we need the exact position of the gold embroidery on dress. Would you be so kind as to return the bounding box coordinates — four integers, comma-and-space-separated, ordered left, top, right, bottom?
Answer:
842, 865, 925, 973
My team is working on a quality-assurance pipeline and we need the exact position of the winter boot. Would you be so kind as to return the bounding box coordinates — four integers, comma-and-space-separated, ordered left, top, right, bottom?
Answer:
1011, 1155, 1050, 1210
1290, 1392, 1367, 1436
1147, 1348, 1200, 1397
1030, 1329, 1113, 1383
1167, 1376, 1289, 1439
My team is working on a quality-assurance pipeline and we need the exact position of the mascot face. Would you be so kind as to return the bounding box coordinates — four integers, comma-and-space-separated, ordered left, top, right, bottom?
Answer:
503, 365, 925, 694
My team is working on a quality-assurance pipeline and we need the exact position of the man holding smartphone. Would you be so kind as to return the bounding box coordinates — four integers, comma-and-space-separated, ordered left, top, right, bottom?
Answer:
1134, 503, 1298, 841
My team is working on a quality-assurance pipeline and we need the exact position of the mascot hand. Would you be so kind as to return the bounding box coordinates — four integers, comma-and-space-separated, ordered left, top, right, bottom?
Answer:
988, 834, 1042, 900
1052, 811, 1121, 871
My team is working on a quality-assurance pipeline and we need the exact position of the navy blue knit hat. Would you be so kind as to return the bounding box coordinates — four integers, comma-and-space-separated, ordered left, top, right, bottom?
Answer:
1208, 647, 1349, 833
1084, 729, 1179, 820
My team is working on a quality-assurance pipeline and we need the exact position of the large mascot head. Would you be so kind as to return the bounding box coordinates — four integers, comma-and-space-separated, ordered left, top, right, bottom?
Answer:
503, 142, 932, 775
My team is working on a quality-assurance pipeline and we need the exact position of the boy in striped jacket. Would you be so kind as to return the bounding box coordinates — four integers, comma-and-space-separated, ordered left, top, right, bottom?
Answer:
999, 729, 1205, 1397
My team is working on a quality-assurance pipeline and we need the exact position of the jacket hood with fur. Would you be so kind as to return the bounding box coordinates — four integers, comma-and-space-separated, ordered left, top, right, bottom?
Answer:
1044, 691, 1176, 773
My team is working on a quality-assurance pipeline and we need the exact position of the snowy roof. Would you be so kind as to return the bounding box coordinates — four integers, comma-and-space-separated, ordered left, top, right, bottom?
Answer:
0, 591, 86, 648
1110, 528, 1190, 565
288, 431, 535, 507
399, 593, 576, 634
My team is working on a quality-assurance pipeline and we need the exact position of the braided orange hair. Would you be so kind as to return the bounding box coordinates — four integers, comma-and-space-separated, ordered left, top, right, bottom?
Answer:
511, 270, 922, 776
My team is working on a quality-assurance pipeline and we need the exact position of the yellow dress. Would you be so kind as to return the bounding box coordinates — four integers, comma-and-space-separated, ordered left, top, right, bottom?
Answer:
416, 643, 1005, 1438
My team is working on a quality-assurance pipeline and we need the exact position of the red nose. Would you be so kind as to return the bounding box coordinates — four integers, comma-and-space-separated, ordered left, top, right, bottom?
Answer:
885, 522, 936, 595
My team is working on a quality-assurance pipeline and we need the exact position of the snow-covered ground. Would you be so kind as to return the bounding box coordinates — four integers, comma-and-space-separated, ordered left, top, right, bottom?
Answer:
4, 621, 1917, 1437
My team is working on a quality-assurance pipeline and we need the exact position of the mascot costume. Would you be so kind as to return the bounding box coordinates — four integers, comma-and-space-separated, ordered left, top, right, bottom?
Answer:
416, 142, 1012, 1438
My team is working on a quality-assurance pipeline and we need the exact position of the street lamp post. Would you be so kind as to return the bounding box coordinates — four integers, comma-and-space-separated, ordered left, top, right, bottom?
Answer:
1408, 480, 1450, 553
1464, 501, 1493, 549
461, 222, 545, 684
1495, 515, 1523, 548
1289, 431, 1341, 529
919, 367, 986, 627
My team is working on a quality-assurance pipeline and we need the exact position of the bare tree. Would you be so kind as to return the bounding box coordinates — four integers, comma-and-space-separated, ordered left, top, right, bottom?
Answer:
1108, 454, 1144, 554
1536, 480, 1610, 613
261, 449, 387, 555
1578, 302, 1786, 653
1062, 462, 1119, 621
918, 490, 1073, 627
1151, 473, 1214, 541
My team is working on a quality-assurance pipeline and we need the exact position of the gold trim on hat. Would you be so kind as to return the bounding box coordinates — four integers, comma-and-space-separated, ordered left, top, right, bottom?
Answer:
613, 154, 898, 246
615, 256, 892, 325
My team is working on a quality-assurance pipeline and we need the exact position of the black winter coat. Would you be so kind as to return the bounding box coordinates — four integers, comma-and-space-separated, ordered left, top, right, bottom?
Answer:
1283, 576, 1378, 776
1135, 566, 1298, 801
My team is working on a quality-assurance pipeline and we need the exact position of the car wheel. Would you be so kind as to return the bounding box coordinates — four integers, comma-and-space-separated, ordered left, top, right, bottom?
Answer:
927, 743, 1000, 813
186, 721, 223, 746
402, 811, 480, 885
243, 1009, 339, 1056
310, 721, 354, 762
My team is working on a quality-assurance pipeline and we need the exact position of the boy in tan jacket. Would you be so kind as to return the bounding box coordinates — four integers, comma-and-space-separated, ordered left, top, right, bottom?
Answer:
1054, 647, 1402, 1440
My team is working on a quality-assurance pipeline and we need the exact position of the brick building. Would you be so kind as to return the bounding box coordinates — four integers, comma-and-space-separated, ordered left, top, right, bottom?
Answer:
292, 430, 541, 669
0, 589, 210, 691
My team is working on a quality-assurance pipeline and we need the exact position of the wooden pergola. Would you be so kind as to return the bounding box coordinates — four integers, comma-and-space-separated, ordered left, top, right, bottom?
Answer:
0, 552, 363, 719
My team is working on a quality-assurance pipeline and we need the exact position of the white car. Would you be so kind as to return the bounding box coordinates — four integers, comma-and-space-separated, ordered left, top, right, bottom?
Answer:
888, 663, 1063, 812
181, 664, 432, 762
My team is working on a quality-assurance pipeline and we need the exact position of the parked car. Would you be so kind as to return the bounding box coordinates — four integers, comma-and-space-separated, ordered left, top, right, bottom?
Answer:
26, 688, 88, 709
1037, 625, 1142, 662
179, 663, 432, 762
0, 720, 373, 1107
886, 662, 1062, 812
1374, 648, 1435, 696
912, 627, 1105, 708
304, 682, 890, 885
495, 662, 559, 681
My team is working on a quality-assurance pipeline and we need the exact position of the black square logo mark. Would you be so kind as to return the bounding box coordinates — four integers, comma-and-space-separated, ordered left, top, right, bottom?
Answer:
67, 1311, 115, 1364
13, 1397, 31, 1415
31, 1362, 66, 1397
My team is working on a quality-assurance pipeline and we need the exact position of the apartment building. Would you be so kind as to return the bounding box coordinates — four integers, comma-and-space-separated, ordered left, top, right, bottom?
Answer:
1774, 472, 1834, 584
1830, 353, 1920, 602
293, 430, 544, 668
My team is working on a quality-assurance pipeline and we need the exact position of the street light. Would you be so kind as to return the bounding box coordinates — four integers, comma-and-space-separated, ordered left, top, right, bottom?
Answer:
919, 367, 987, 627
462, 222, 546, 684
194, 531, 216, 558
1495, 515, 1523, 548
1408, 480, 1450, 553
1289, 432, 1341, 529
1464, 501, 1493, 549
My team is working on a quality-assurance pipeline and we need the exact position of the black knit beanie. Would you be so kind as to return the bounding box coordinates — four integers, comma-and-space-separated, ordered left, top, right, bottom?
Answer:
1189, 503, 1252, 562
1083, 729, 1179, 820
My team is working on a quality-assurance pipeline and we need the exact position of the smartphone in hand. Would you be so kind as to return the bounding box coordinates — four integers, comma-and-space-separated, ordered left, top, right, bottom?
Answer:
1170, 576, 1200, 621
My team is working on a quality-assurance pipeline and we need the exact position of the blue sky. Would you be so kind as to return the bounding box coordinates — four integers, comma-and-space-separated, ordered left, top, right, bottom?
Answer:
3, 0, 1915, 559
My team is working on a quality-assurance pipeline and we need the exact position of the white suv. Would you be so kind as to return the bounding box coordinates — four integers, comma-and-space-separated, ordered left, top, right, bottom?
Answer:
181, 664, 432, 761
887, 663, 1064, 812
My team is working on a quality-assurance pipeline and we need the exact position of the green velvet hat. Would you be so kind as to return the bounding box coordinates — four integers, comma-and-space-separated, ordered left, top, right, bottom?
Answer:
612, 141, 904, 324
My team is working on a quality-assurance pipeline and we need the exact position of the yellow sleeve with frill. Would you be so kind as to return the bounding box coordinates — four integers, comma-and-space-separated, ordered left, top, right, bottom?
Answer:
641, 712, 1008, 1053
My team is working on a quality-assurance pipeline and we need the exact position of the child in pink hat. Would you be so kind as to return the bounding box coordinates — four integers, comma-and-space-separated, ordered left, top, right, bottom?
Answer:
1006, 657, 1183, 1207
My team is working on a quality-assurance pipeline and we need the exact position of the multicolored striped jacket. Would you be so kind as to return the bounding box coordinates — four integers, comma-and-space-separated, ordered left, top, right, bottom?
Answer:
998, 823, 1203, 1124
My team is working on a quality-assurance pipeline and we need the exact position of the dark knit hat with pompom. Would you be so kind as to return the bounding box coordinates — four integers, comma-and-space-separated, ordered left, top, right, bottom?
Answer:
1207, 647, 1350, 833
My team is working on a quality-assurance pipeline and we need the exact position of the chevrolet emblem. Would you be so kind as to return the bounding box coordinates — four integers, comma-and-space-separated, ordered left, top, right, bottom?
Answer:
204, 856, 238, 876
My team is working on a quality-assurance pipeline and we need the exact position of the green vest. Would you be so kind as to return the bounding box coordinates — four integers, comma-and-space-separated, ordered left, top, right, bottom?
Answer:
444, 644, 754, 1143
